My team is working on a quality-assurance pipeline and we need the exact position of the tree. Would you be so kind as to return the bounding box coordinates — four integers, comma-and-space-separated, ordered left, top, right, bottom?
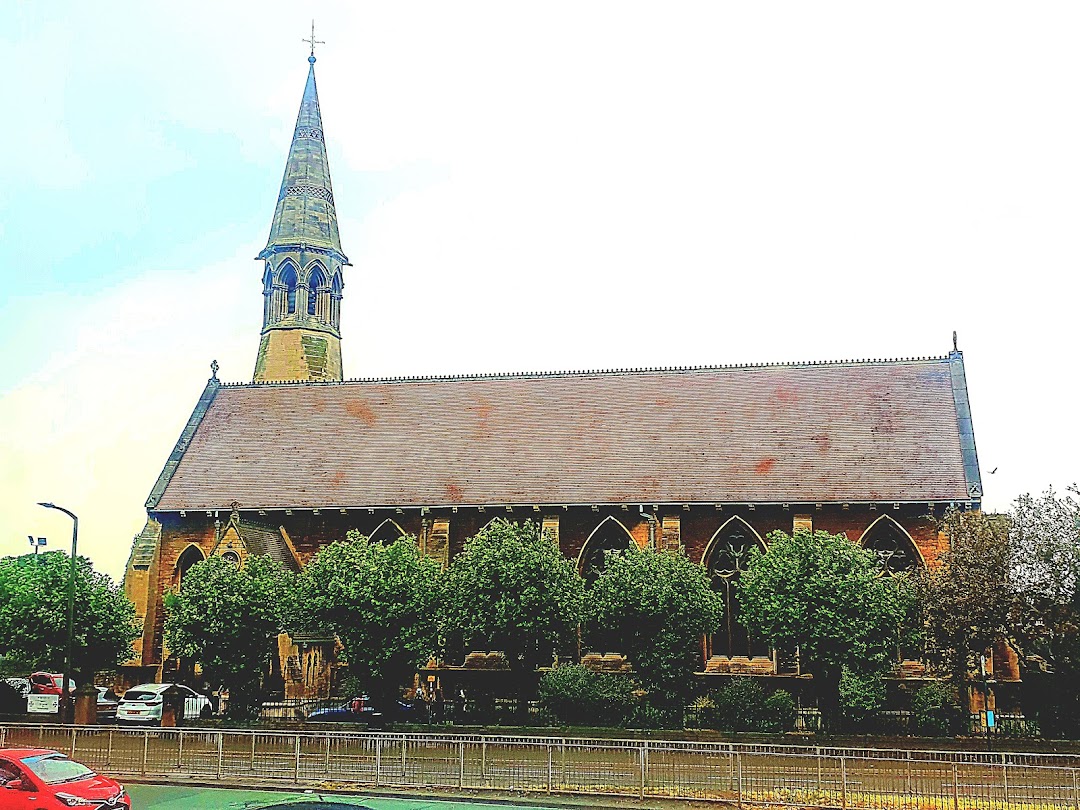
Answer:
439, 519, 584, 712
585, 544, 722, 719
738, 529, 913, 729
1007, 486, 1080, 735
164, 554, 293, 719
292, 532, 441, 703
0, 552, 138, 679
919, 509, 1016, 689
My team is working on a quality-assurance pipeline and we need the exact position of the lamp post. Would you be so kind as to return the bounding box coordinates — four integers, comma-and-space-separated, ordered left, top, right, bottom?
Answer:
37, 502, 77, 723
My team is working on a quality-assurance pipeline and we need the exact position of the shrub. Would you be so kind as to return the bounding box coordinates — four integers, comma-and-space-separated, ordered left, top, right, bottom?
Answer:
537, 664, 635, 726
708, 678, 797, 732
839, 669, 886, 731
761, 689, 797, 733
911, 682, 961, 736
714, 677, 766, 731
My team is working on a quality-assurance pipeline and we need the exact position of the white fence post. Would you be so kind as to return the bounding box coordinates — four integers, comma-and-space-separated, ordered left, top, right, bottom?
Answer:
217, 732, 224, 780
841, 757, 848, 810
106, 728, 113, 766
458, 741, 465, 788
737, 752, 744, 809
293, 734, 301, 783
177, 730, 184, 768
638, 742, 646, 799
375, 737, 382, 788
951, 762, 959, 810
547, 743, 553, 793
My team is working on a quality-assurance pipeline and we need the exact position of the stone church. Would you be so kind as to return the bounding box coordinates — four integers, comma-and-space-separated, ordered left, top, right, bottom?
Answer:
122, 54, 985, 695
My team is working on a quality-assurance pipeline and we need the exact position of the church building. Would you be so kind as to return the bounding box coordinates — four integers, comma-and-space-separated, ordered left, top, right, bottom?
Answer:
123, 53, 984, 694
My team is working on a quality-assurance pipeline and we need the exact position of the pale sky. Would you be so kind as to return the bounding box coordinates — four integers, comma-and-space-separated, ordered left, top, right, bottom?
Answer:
2, 1, 1078, 582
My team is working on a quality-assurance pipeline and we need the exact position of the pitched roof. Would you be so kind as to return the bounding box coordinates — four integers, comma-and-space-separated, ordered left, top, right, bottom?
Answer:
260, 57, 344, 259
149, 354, 981, 511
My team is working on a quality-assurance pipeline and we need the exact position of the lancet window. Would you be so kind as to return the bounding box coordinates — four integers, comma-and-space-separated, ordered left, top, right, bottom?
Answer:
330, 272, 343, 329
578, 517, 634, 584
174, 545, 205, 589
262, 266, 274, 325
368, 519, 406, 545
282, 265, 298, 315
307, 265, 326, 319
704, 517, 769, 658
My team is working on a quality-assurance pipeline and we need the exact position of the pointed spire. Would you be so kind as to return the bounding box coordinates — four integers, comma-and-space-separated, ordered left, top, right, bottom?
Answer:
261, 57, 345, 260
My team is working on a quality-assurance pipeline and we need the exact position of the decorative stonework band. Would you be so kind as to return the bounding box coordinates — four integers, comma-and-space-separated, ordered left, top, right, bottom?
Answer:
280, 184, 335, 204
294, 126, 324, 140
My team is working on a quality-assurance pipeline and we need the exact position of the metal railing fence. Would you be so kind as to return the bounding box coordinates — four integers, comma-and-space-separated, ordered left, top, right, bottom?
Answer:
3, 723, 1080, 808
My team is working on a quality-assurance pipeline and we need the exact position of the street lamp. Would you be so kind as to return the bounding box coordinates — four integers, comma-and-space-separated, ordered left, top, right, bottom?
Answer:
37, 502, 77, 723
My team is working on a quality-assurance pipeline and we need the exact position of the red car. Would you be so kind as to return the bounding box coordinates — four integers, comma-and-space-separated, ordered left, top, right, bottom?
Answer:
28, 673, 74, 696
0, 748, 129, 808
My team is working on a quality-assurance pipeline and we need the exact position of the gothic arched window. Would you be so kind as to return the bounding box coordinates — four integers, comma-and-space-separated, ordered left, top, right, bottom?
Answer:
368, 519, 406, 545
578, 517, 634, 584
175, 545, 205, 589
861, 516, 920, 576
703, 517, 768, 658
330, 272, 343, 328
281, 264, 298, 314
307, 265, 326, 318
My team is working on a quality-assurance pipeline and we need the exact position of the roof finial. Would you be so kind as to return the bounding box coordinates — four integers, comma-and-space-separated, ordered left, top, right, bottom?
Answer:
210, 359, 220, 381
303, 19, 324, 64
952, 331, 958, 352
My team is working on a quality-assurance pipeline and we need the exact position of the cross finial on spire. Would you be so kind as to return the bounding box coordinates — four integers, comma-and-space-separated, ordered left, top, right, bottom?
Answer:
210, 359, 220, 380
952, 331, 958, 352
303, 20, 325, 63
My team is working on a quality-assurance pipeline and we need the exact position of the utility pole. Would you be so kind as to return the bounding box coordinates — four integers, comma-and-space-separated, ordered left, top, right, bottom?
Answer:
37, 503, 77, 723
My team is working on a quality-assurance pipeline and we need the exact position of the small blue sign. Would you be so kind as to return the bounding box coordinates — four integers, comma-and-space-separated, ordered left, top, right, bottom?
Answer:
987, 710, 996, 728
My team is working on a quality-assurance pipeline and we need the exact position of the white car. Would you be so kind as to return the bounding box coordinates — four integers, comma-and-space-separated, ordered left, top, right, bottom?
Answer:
116, 683, 212, 725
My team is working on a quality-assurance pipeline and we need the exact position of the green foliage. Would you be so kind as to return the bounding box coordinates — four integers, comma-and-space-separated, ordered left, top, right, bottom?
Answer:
919, 510, 1016, 687
0, 552, 137, 677
838, 667, 886, 730
440, 519, 584, 671
537, 664, 636, 726
292, 532, 441, 701
585, 545, 722, 711
738, 529, 914, 729
762, 689, 798, 733
703, 678, 797, 732
910, 682, 961, 737
164, 554, 292, 718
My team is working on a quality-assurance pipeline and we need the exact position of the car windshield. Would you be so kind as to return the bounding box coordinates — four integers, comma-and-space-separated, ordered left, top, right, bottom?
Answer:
123, 690, 161, 702
20, 754, 94, 785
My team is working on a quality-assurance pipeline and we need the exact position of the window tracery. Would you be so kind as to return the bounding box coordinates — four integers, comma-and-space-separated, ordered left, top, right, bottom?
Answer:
579, 517, 633, 584
861, 516, 919, 576
704, 518, 768, 658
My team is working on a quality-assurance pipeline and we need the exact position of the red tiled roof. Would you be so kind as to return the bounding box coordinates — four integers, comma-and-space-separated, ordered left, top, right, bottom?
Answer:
151, 357, 972, 510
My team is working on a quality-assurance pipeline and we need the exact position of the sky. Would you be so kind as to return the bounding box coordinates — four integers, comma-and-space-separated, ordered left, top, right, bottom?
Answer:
2, 1, 1078, 582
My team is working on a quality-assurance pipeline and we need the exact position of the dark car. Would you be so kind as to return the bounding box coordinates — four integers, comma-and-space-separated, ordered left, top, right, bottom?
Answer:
96, 686, 120, 721
0, 748, 129, 809
305, 695, 416, 726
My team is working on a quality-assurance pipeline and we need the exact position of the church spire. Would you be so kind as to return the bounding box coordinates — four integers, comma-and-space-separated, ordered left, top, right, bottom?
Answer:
254, 44, 347, 384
